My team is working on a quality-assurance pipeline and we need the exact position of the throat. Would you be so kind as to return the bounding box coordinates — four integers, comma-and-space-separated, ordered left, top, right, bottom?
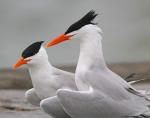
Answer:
28, 59, 52, 70
27, 59, 52, 82
77, 34, 106, 71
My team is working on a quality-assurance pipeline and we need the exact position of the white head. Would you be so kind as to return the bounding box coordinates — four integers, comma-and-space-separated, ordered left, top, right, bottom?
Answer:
46, 10, 102, 47
13, 41, 49, 69
69, 24, 102, 42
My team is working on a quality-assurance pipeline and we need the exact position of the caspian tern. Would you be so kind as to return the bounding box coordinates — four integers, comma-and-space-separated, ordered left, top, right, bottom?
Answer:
46, 10, 150, 118
13, 41, 77, 118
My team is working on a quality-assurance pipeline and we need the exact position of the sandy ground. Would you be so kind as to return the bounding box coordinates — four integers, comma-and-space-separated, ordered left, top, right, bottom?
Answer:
0, 90, 51, 118
0, 110, 50, 118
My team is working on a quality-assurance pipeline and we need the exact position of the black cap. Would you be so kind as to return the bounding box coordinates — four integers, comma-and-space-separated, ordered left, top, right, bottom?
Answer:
65, 10, 98, 34
22, 41, 44, 58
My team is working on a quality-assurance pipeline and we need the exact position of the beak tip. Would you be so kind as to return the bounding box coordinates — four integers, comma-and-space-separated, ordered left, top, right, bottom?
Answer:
12, 58, 27, 70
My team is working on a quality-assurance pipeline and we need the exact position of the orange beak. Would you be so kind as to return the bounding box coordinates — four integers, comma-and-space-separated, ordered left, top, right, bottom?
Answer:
45, 34, 71, 48
13, 58, 31, 69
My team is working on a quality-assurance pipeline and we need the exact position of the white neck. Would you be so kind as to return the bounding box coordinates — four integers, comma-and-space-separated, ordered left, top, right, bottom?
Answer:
27, 57, 53, 93
26, 47, 54, 88
27, 58, 52, 71
77, 29, 106, 72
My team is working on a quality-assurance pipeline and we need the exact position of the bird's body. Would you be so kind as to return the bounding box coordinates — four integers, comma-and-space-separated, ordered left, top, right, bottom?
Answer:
57, 89, 150, 118
75, 25, 134, 98
26, 47, 77, 118
13, 42, 77, 118
57, 25, 150, 118
26, 49, 76, 99
46, 11, 150, 118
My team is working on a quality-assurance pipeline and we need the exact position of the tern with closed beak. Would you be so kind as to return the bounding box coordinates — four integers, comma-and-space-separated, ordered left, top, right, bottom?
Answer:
13, 41, 77, 118
46, 10, 150, 118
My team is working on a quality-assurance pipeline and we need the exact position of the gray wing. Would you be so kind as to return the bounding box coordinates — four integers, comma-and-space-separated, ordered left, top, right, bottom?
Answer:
57, 89, 105, 118
25, 88, 41, 106
127, 79, 150, 101
40, 96, 71, 118
106, 70, 150, 100
57, 89, 150, 118
53, 68, 77, 90
130, 79, 150, 93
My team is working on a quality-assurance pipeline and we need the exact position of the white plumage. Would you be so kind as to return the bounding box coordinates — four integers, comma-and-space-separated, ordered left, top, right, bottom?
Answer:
15, 45, 77, 118
55, 24, 150, 118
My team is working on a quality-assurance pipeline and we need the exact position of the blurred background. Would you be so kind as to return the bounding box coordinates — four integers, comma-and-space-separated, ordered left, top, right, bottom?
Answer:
0, 0, 150, 89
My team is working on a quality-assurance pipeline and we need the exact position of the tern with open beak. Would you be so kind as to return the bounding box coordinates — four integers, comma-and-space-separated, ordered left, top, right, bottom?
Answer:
46, 10, 150, 118
13, 41, 77, 118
